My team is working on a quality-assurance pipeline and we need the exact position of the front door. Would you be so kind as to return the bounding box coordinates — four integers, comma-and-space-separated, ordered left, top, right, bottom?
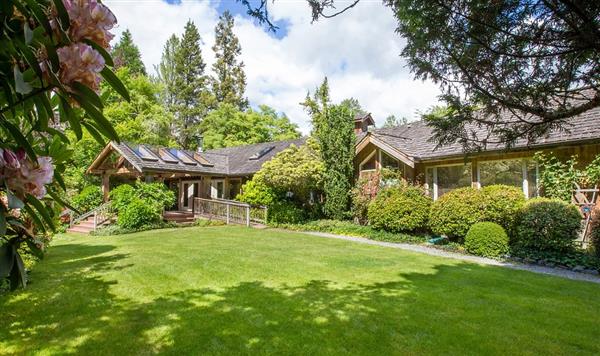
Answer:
181, 180, 201, 211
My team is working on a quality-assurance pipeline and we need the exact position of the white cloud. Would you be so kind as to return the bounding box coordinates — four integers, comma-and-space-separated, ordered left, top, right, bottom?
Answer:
105, 0, 440, 133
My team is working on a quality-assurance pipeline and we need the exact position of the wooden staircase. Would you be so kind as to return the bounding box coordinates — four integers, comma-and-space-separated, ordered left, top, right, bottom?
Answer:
67, 216, 102, 234
163, 211, 195, 224
66, 202, 113, 235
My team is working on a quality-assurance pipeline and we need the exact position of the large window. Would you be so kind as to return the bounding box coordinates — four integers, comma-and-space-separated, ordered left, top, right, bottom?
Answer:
426, 164, 472, 199
359, 151, 377, 172
478, 159, 538, 197
381, 151, 400, 170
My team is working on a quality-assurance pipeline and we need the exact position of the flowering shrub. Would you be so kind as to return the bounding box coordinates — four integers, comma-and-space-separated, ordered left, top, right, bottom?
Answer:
0, 0, 127, 290
351, 171, 381, 225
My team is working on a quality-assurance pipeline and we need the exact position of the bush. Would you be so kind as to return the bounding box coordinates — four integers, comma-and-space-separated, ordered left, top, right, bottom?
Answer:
480, 185, 526, 232
429, 187, 485, 239
512, 198, 582, 254
135, 181, 176, 211
267, 200, 307, 224
237, 180, 277, 207
464, 222, 509, 258
591, 207, 600, 258
117, 198, 161, 229
109, 184, 136, 213
72, 185, 103, 212
368, 185, 431, 232
350, 173, 380, 225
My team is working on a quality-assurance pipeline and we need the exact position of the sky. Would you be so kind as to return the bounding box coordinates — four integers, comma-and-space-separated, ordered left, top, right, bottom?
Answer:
103, 0, 441, 133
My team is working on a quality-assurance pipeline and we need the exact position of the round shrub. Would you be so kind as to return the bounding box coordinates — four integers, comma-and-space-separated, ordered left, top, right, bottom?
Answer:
465, 222, 509, 258
267, 200, 307, 224
109, 184, 136, 213
117, 198, 161, 229
72, 185, 103, 212
429, 187, 486, 239
513, 198, 582, 254
368, 185, 431, 232
481, 185, 526, 231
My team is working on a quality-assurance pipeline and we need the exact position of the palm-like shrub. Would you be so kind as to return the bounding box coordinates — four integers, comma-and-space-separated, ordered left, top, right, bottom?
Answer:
368, 185, 431, 232
465, 222, 509, 258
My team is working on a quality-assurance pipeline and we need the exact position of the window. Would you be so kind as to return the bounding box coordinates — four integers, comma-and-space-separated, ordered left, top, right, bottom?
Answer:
478, 159, 538, 198
381, 151, 400, 170
359, 151, 377, 172
229, 180, 241, 199
211, 180, 224, 199
426, 164, 472, 199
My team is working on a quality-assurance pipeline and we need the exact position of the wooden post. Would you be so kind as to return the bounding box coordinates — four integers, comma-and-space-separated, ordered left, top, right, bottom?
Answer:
226, 204, 230, 224
101, 173, 110, 202
246, 206, 250, 227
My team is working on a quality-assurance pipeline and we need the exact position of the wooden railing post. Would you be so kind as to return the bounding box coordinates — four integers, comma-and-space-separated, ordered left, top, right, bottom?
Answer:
93, 212, 97, 231
246, 206, 250, 227
226, 204, 230, 225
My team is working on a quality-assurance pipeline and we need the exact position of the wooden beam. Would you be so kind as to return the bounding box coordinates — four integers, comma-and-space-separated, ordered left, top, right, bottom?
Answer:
101, 173, 110, 202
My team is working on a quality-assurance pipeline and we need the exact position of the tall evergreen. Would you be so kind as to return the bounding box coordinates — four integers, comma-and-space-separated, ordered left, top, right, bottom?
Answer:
302, 78, 355, 219
171, 20, 210, 149
211, 11, 248, 110
157, 34, 180, 113
112, 29, 146, 75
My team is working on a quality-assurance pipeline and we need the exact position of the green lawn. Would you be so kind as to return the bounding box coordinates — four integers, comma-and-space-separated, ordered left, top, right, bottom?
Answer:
1, 226, 599, 355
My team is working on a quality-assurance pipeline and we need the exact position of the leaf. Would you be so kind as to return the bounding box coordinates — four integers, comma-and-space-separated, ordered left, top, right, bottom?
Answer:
48, 189, 78, 212
0, 118, 37, 160
6, 190, 24, 210
22, 205, 46, 235
0, 212, 5, 236
45, 127, 70, 144
81, 121, 106, 146
24, 22, 33, 44
53, 171, 67, 191
101, 67, 130, 102
0, 243, 14, 278
59, 96, 81, 140
72, 82, 103, 109
25, 240, 44, 259
25, 0, 53, 36
76, 97, 119, 142
26, 195, 55, 231
52, 0, 70, 30
11, 250, 26, 289
14, 65, 33, 94
84, 39, 114, 67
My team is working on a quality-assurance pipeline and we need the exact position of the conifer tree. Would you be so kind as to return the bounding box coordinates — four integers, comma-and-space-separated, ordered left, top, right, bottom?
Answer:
171, 20, 210, 149
211, 11, 248, 110
112, 29, 146, 75
157, 34, 180, 113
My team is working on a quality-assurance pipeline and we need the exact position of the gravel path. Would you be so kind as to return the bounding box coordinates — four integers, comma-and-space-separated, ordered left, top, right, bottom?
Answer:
297, 230, 600, 284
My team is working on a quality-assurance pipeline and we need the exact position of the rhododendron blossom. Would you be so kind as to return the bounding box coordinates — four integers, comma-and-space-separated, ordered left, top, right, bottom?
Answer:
0, 149, 54, 200
57, 43, 105, 91
63, 0, 117, 48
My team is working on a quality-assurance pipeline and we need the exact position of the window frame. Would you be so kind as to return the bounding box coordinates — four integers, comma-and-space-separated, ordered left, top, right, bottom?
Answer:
476, 158, 539, 198
359, 150, 378, 173
426, 162, 472, 200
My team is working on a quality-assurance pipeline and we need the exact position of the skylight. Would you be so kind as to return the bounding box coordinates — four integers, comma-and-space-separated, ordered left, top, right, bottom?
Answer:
249, 146, 275, 160
134, 145, 159, 161
169, 149, 197, 165
158, 148, 178, 164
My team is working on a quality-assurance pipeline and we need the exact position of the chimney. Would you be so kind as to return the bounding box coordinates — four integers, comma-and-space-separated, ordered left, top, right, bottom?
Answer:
194, 135, 204, 153
354, 113, 375, 134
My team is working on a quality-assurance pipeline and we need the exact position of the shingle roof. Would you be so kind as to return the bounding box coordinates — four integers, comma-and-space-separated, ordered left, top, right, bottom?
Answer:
110, 138, 307, 176
368, 106, 600, 161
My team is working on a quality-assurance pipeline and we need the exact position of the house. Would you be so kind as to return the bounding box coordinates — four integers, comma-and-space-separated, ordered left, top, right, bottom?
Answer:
353, 108, 600, 199
87, 138, 306, 210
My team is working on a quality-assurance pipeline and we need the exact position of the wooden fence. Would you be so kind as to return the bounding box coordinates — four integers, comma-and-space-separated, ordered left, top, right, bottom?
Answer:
193, 198, 267, 226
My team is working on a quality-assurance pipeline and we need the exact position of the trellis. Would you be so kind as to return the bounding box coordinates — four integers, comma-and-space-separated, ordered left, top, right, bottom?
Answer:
572, 184, 599, 245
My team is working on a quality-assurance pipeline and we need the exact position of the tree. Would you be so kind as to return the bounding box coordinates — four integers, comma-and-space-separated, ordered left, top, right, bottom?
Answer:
242, 0, 600, 149
199, 103, 300, 150
383, 114, 408, 128
211, 11, 248, 110
112, 29, 146, 75
302, 78, 355, 219
157, 35, 180, 112
171, 21, 211, 149
0, 0, 127, 289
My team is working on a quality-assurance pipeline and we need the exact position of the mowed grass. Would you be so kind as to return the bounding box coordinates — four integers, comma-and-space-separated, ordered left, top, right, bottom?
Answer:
1, 226, 600, 355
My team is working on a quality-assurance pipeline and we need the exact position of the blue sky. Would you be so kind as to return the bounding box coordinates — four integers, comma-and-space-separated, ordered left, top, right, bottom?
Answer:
105, 0, 440, 133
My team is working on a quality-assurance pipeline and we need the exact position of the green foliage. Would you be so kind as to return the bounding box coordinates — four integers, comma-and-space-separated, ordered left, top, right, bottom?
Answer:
513, 198, 582, 255
109, 184, 136, 214
383, 115, 408, 128
302, 78, 355, 219
350, 172, 381, 225
368, 185, 432, 233
274, 219, 427, 244
429, 187, 486, 239
592, 208, 600, 259
194, 218, 227, 227
93, 221, 176, 236
117, 198, 161, 229
72, 186, 103, 213
133, 181, 176, 211
267, 200, 307, 224
535, 152, 600, 201
236, 180, 277, 207
200, 103, 300, 150
464, 222, 509, 258
112, 29, 146, 75
211, 11, 248, 110
480, 185, 526, 232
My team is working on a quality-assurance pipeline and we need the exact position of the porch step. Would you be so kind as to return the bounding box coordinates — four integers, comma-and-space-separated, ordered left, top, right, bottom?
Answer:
163, 211, 195, 224
66, 216, 112, 234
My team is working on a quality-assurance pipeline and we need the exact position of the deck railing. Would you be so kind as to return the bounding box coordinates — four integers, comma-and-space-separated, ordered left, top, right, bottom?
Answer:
69, 201, 113, 231
193, 198, 267, 226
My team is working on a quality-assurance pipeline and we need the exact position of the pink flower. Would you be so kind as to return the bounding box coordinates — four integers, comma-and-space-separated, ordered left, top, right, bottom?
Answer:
57, 43, 105, 91
2, 148, 25, 170
63, 0, 117, 48
2, 150, 54, 200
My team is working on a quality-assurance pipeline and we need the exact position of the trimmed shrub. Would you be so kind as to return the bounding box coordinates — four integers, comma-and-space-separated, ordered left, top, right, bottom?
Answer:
109, 184, 136, 213
513, 198, 582, 254
117, 198, 161, 229
72, 185, 103, 212
429, 187, 486, 239
368, 185, 432, 232
465, 222, 509, 258
267, 200, 307, 224
481, 185, 526, 232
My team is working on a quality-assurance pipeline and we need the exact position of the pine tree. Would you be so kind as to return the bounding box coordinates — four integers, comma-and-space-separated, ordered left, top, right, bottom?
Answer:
211, 11, 248, 110
157, 35, 180, 113
112, 29, 146, 75
171, 20, 210, 149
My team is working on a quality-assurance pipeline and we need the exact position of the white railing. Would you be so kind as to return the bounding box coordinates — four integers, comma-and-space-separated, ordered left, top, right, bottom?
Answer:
69, 201, 113, 231
193, 198, 267, 226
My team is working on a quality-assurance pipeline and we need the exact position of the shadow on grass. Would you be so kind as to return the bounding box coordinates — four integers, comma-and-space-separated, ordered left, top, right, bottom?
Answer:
2, 243, 599, 355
